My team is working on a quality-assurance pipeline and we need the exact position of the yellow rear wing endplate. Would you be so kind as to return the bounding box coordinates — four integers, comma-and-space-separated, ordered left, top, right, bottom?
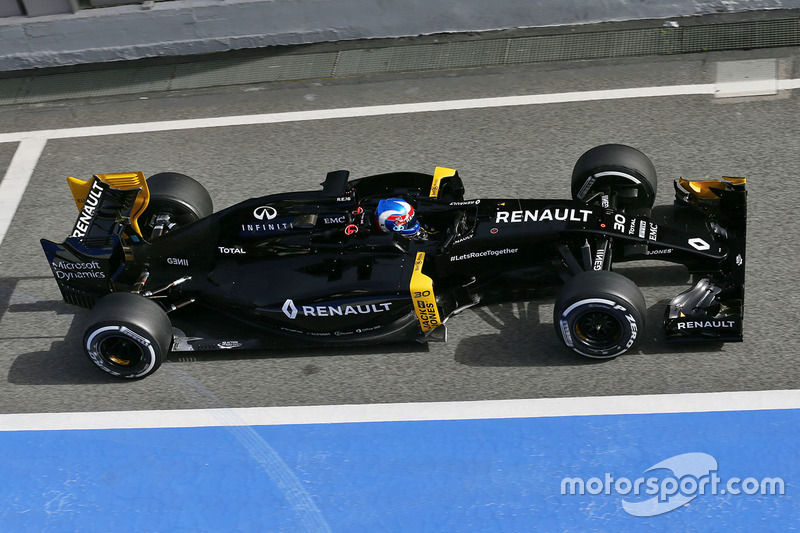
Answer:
67, 172, 150, 237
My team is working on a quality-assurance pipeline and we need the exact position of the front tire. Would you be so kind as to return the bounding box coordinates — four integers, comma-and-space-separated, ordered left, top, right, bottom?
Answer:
554, 270, 646, 359
83, 292, 173, 379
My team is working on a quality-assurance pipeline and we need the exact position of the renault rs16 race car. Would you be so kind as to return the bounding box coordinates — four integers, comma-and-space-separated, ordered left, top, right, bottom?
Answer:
41, 144, 747, 379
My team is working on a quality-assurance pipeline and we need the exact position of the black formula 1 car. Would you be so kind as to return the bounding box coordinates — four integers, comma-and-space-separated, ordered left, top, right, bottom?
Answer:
41, 144, 747, 379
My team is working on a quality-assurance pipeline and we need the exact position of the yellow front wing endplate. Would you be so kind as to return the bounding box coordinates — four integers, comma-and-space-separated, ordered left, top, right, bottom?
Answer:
678, 176, 746, 200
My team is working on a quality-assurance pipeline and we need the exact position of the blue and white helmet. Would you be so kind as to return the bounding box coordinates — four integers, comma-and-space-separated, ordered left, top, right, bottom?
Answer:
375, 198, 420, 235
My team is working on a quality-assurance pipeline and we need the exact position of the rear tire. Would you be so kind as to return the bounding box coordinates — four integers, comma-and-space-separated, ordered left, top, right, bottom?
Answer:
83, 292, 173, 379
554, 270, 646, 359
571, 144, 658, 209
140, 172, 213, 239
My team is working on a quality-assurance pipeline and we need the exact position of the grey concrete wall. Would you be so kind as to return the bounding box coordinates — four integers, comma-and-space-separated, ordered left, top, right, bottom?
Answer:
2, 0, 800, 71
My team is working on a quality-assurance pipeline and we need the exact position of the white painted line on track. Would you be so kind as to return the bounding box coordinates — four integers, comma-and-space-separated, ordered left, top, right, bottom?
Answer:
715, 58, 778, 98
0, 82, 729, 248
778, 78, 800, 90
1, 389, 798, 431
3, 78, 796, 248
0, 83, 725, 144
715, 79, 778, 98
0, 137, 47, 247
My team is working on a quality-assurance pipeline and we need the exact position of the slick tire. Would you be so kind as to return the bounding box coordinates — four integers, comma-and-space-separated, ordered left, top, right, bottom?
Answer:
554, 270, 646, 359
141, 172, 213, 238
83, 292, 173, 379
571, 144, 658, 209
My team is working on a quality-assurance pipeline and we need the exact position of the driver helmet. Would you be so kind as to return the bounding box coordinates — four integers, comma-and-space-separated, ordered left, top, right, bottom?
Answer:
375, 198, 420, 235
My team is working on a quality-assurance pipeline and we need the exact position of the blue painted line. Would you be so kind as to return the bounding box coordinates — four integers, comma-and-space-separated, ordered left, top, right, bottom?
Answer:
0, 409, 797, 532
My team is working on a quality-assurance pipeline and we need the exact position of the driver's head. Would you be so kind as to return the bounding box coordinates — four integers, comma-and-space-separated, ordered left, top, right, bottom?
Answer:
375, 198, 420, 236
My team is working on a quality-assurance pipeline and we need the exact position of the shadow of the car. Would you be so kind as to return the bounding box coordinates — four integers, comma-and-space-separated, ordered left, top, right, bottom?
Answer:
454, 301, 600, 368
4, 267, 720, 382
453, 296, 722, 368
7, 341, 118, 386
166, 340, 430, 366
608, 263, 690, 287
1, 276, 110, 385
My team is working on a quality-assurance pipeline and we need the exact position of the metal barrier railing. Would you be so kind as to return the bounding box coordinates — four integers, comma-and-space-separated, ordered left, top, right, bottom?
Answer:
2, 14, 799, 106
0, 0, 166, 18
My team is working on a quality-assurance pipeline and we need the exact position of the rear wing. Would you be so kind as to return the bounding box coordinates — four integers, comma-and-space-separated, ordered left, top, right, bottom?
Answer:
41, 172, 150, 308
66, 172, 150, 239
665, 177, 746, 343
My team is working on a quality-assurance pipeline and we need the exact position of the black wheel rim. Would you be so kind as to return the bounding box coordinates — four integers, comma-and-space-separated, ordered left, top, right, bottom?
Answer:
574, 310, 623, 348
97, 334, 147, 371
